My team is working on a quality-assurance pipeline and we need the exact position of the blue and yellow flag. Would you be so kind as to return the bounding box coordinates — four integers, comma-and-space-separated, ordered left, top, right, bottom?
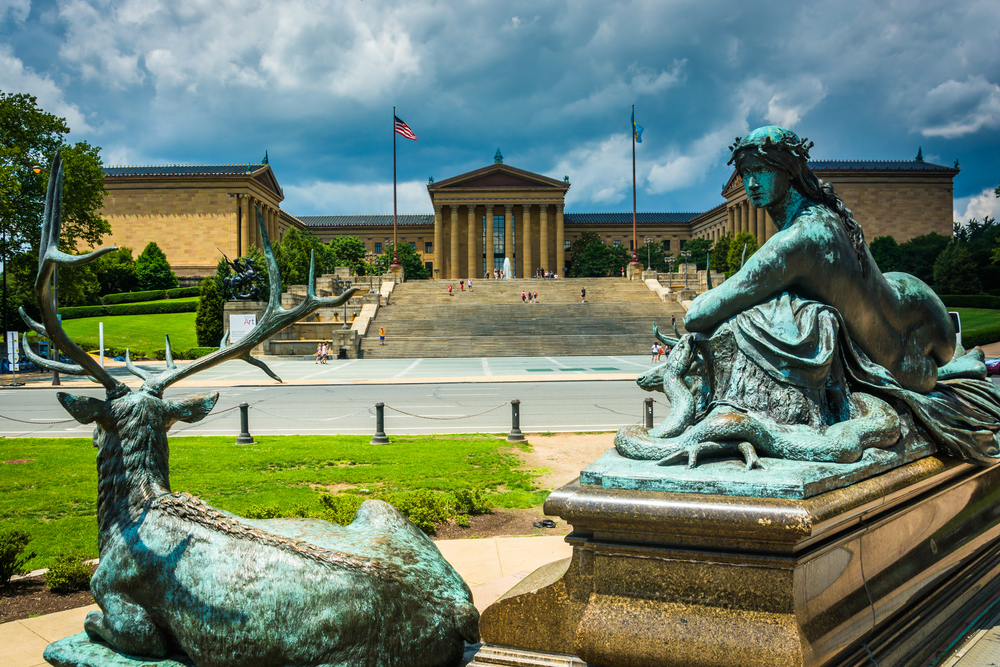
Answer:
632, 109, 643, 144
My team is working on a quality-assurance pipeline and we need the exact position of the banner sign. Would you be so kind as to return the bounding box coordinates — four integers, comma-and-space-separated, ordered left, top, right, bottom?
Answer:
6, 331, 19, 371
229, 314, 257, 345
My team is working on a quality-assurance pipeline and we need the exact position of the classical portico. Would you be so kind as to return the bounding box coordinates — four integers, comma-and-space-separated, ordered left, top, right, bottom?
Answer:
427, 163, 571, 279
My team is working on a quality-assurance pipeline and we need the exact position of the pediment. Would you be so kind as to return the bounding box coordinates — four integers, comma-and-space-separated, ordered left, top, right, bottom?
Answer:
432, 164, 568, 191
722, 170, 743, 198
252, 165, 283, 199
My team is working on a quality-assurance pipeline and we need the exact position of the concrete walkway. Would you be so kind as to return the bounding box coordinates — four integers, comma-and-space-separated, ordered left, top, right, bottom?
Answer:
1, 534, 572, 667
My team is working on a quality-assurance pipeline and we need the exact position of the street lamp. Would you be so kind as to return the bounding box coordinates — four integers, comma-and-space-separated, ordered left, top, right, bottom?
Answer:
2, 163, 42, 387
644, 237, 654, 270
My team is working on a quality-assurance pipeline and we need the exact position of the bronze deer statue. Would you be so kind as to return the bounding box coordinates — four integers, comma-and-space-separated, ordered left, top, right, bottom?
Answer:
28, 155, 479, 667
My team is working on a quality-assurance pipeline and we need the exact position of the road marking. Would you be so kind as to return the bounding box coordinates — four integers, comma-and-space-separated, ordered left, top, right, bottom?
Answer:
545, 357, 569, 368
482, 358, 492, 377
608, 356, 649, 369
393, 359, 423, 378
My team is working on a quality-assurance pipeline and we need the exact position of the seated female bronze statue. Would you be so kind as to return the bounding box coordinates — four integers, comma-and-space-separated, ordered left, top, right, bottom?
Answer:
616, 126, 1000, 469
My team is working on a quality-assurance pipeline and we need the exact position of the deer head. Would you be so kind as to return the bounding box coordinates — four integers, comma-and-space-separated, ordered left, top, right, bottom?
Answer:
21, 154, 358, 509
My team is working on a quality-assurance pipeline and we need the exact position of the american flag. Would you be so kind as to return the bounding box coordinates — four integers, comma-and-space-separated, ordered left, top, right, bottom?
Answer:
394, 115, 417, 141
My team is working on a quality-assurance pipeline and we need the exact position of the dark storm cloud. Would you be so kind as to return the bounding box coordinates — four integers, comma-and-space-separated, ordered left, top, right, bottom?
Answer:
0, 0, 998, 221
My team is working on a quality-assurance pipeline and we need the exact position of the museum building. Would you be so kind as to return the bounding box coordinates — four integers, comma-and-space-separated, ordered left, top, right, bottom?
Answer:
98, 156, 959, 280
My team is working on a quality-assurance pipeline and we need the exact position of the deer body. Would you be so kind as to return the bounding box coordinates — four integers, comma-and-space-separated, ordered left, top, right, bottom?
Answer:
30, 158, 477, 667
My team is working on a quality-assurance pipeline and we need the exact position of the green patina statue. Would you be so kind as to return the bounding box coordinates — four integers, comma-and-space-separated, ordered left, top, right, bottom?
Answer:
615, 126, 1000, 473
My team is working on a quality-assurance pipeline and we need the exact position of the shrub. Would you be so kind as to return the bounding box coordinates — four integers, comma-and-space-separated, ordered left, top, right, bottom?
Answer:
196, 277, 225, 347
104, 300, 197, 316
166, 287, 201, 299
933, 243, 982, 295
0, 529, 36, 587
318, 494, 366, 526
938, 295, 1000, 309
136, 241, 179, 290
452, 488, 493, 516
188, 347, 219, 359
965, 326, 1000, 348
58, 305, 104, 320
243, 504, 310, 519
103, 289, 167, 305
45, 552, 91, 594
318, 488, 484, 534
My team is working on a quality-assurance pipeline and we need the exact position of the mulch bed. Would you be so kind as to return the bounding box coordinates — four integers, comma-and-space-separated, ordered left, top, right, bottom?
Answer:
0, 565, 97, 624
0, 511, 566, 624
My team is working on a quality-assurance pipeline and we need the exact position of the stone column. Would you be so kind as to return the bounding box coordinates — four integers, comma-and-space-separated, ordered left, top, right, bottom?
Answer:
240, 196, 250, 256
749, 204, 759, 241
484, 204, 494, 275
765, 210, 776, 241
727, 206, 735, 236
522, 203, 532, 278
433, 205, 443, 279
450, 205, 460, 279
756, 208, 767, 247
540, 204, 549, 273
556, 204, 565, 277
741, 201, 749, 234
467, 205, 478, 279
504, 204, 514, 276
247, 197, 257, 249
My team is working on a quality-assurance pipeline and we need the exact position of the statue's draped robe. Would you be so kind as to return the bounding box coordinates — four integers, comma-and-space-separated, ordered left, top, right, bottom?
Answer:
734, 293, 1000, 464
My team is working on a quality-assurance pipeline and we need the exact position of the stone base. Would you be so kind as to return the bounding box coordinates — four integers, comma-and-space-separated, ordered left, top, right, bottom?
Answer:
44, 632, 194, 667
476, 456, 1000, 667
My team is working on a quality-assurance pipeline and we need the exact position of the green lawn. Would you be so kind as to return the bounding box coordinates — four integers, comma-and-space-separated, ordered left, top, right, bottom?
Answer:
952, 308, 1000, 338
0, 434, 547, 568
59, 311, 198, 352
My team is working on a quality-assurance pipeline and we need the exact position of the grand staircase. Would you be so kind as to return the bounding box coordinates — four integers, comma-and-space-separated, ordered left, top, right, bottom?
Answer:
360, 278, 687, 359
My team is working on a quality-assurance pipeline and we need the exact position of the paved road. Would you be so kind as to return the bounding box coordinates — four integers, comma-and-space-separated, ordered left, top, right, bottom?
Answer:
0, 380, 660, 438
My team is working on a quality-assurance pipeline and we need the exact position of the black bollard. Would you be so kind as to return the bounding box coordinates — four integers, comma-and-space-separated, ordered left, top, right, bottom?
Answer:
507, 399, 525, 442
236, 402, 254, 444
371, 402, 389, 444
644, 397, 654, 429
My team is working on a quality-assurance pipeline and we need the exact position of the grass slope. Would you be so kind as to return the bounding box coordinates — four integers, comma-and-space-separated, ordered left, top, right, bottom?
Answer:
0, 434, 546, 568
953, 308, 1000, 338
60, 311, 198, 351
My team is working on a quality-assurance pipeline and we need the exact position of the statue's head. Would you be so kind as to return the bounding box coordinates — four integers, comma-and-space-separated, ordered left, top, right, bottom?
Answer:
728, 126, 824, 208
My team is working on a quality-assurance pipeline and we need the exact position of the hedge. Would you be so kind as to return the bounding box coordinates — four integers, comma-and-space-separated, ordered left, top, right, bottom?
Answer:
152, 346, 219, 360
938, 295, 1000, 309
965, 327, 1000, 348
166, 287, 201, 299
60, 300, 198, 320
103, 290, 166, 305
102, 287, 200, 305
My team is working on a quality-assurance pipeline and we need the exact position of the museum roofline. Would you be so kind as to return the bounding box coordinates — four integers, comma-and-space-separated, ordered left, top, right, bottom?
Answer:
807, 159, 960, 172
295, 212, 703, 228
103, 164, 268, 177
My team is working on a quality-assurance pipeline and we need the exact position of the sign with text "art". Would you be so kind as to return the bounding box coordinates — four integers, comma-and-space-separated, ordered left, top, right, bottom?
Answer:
229, 314, 257, 345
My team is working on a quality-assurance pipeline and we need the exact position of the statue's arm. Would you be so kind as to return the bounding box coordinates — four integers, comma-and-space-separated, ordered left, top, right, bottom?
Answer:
684, 239, 803, 332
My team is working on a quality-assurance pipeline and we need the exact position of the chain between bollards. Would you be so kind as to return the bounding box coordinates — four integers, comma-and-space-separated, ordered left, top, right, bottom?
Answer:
236, 402, 254, 445
371, 402, 389, 444
644, 397, 654, 429
507, 399, 524, 442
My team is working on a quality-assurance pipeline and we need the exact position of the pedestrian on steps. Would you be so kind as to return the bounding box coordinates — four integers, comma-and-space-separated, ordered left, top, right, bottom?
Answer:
534, 290, 538, 303
379, 327, 385, 346
460, 279, 464, 291
522, 290, 526, 303
449, 284, 453, 296
581, 287, 586, 303
468, 278, 473, 291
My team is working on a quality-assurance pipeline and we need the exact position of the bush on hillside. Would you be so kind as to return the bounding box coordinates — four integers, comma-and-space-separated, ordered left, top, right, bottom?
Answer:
0, 529, 36, 587
938, 295, 1000, 309
136, 242, 179, 290
45, 552, 91, 594
93, 247, 139, 296
726, 232, 758, 276
103, 300, 197, 316
933, 243, 982, 295
965, 326, 1000, 348
58, 305, 104, 319
103, 289, 167, 305
195, 277, 224, 347
166, 287, 201, 299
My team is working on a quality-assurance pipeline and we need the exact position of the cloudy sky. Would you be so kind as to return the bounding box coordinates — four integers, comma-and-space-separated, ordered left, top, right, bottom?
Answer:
2, 0, 999, 223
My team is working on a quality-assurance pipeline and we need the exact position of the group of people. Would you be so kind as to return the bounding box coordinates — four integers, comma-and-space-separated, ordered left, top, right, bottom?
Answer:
533, 268, 559, 279
521, 290, 539, 303
483, 269, 504, 279
650, 342, 670, 363
448, 279, 473, 295
315, 342, 332, 364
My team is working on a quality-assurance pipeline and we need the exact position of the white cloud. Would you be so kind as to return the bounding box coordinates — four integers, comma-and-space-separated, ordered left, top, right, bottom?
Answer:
0, 45, 92, 133
0, 0, 29, 22
954, 187, 1000, 223
562, 61, 686, 117
646, 120, 746, 193
551, 134, 633, 207
283, 179, 431, 216
764, 76, 827, 128
916, 75, 1000, 138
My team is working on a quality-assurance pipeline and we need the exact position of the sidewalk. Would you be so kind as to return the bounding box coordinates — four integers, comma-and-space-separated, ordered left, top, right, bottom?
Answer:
0, 534, 572, 667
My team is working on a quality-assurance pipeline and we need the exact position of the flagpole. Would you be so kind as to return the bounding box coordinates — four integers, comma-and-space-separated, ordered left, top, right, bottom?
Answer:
631, 104, 639, 267
391, 106, 400, 268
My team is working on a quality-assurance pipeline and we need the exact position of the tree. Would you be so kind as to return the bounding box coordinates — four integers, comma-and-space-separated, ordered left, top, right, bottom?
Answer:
869, 236, 901, 273
195, 277, 224, 347
710, 233, 731, 275
92, 247, 138, 296
933, 243, 981, 295
214, 257, 232, 299
684, 238, 713, 270
380, 241, 430, 279
274, 228, 328, 290
896, 232, 950, 285
569, 231, 603, 257
726, 232, 759, 276
135, 241, 179, 290
329, 236, 367, 275
952, 216, 1000, 292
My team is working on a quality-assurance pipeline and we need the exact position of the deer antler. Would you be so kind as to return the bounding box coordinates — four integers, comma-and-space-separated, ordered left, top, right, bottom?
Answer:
18, 152, 127, 397
141, 204, 358, 396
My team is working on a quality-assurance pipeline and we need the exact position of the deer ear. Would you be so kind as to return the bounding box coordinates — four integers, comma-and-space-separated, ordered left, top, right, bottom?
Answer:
165, 392, 220, 423
57, 393, 107, 424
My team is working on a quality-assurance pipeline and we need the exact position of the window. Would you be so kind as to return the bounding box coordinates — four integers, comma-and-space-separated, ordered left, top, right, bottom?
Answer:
679, 240, 686, 250
564, 240, 571, 251
662, 240, 671, 251
425, 242, 433, 253
374, 242, 382, 254
425, 261, 433, 272
629, 240, 634, 251
409, 242, 416, 250
613, 240, 622, 247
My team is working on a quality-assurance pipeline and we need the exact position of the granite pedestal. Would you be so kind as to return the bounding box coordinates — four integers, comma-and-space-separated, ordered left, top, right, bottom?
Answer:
472, 454, 1000, 667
